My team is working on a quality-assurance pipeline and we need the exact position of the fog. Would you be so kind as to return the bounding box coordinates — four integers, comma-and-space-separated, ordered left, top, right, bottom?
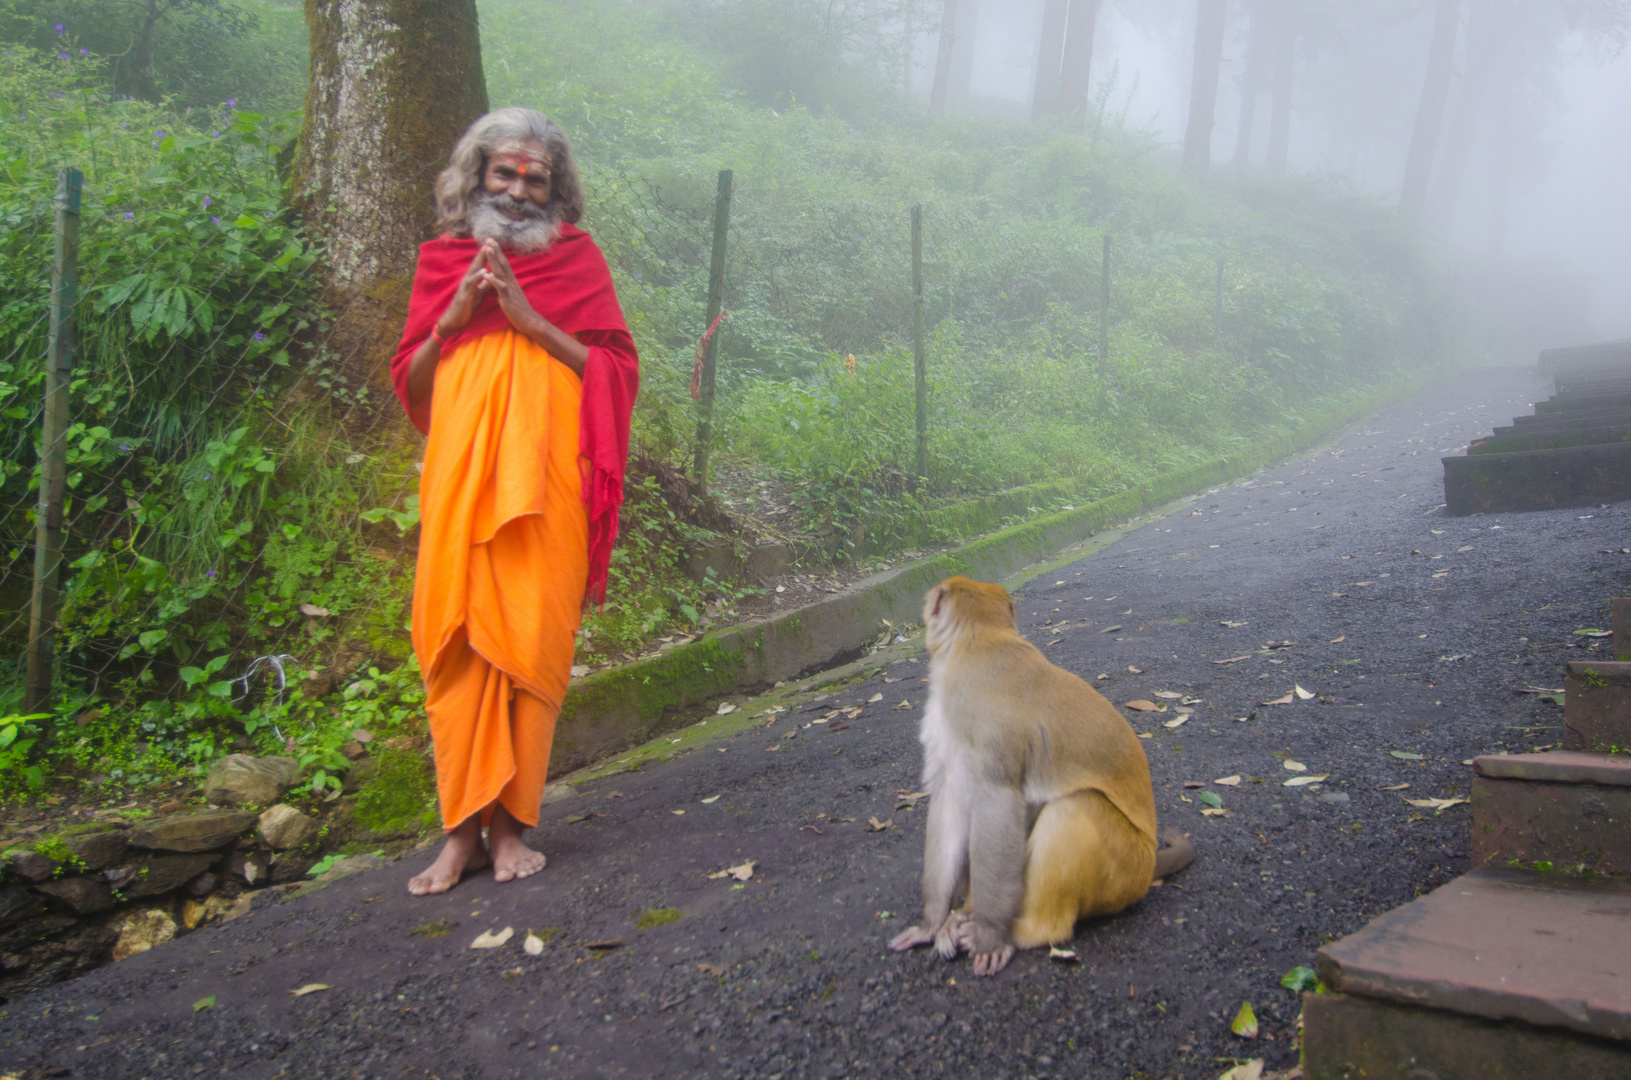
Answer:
907, 0, 1631, 343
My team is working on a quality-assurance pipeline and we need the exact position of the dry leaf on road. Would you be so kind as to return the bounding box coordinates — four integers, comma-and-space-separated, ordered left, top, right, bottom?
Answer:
1200, 807, 1231, 817
1163, 716, 1188, 729
707, 860, 756, 881
1220, 1060, 1265, 1080
1128, 665, 1143, 674
1283, 759, 1307, 771
470, 927, 514, 950
1261, 692, 1294, 705
867, 816, 893, 832
1212, 654, 1254, 665
1294, 685, 1315, 700
701, 794, 721, 804
1406, 797, 1469, 811
290, 984, 330, 997
1048, 946, 1078, 962
1284, 775, 1329, 787
1221, 620, 1248, 628
1124, 700, 1163, 712
1230, 1000, 1259, 1038
715, 702, 737, 716
893, 700, 912, 710
1214, 775, 1242, 786
1153, 691, 1183, 699
895, 791, 930, 809
1381, 783, 1409, 791
1099, 625, 1122, 634
524, 932, 545, 956
868, 693, 884, 703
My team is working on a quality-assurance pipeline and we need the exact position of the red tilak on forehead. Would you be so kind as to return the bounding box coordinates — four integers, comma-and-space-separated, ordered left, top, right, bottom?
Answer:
492, 150, 548, 177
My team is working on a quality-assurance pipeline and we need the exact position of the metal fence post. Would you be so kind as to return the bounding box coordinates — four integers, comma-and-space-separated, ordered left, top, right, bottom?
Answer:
25, 168, 82, 713
1098, 233, 1110, 418
693, 168, 732, 494
912, 205, 927, 484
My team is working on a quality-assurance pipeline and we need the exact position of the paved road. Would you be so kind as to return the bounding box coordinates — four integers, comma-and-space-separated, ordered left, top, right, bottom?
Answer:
6, 367, 1629, 1080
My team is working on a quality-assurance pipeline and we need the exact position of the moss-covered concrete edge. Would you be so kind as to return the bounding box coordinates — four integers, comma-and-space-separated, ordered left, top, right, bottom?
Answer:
548, 377, 1426, 776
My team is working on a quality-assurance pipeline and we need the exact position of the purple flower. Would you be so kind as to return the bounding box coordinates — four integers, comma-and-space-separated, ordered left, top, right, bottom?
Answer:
226, 98, 236, 107
206, 569, 216, 578
155, 129, 165, 137
202, 195, 211, 207
211, 131, 219, 137
58, 52, 68, 60
123, 211, 134, 220
203, 472, 212, 481
253, 331, 264, 340
210, 215, 220, 225
118, 443, 131, 452
54, 23, 63, 33
80, 48, 88, 56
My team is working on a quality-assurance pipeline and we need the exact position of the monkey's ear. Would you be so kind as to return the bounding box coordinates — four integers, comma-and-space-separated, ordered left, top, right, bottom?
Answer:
1007, 597, 1016, 622
931, 585, 947, 618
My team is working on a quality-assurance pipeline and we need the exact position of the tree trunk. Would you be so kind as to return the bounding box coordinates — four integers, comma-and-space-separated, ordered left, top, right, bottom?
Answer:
947, 0, 980, 109
1399, 0, 1461, 230
1057, 0, 1103, 134
1182, 0, 1228, 175
292, 0, 488, 402
1426, 0, 1500, 235
1263, 0, 1295, 176
1232, 0, 1267, 168
930, 0, 957, 113
1031, 0, 1070, 121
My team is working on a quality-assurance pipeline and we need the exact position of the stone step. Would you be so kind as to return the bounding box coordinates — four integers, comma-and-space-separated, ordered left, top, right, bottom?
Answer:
1536, 391, 1631, 416
1565, 660, 1631, 751
1512, 405, 1631, 427
1304, 868, 1631, 1079
1470, 750, 1631, 874
1442, 442, 1631, 515
1543, 341, 1631, 389
1470, 426, 1631, 455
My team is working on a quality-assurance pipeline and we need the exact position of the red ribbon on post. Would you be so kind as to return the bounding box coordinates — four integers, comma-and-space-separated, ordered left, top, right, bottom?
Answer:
690, 310, 728, 401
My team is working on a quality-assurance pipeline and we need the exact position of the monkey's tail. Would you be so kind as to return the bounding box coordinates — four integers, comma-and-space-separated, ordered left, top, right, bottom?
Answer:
1153, 829, 1196, 881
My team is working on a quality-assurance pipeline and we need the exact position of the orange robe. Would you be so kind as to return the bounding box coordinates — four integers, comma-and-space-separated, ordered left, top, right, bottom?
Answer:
413, 328, 588, 830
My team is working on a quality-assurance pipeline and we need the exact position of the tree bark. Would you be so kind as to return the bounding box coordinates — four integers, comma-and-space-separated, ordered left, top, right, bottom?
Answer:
1399, 0, 1461, 230
292, 0, 488, 400
1182, 0, 1228, 175
1263, 0, 1295, 176
1057, 0, 1103, 134
930, 0, 957, 113
947, 0, 979, 109
1427, 0, 1500, 235
1031, 0, 1070, 121
1232, 0, 1267, 168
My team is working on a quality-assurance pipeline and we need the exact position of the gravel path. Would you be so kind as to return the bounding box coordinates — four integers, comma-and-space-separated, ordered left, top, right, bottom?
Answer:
5, 367, 1628, 1080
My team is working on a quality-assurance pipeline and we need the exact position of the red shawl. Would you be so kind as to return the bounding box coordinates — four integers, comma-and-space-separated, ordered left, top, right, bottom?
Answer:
391, 225, 640, 606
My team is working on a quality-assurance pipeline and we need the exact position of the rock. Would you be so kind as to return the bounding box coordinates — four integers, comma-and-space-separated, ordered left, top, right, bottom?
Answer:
204, 754, 300, 806
102, 865, 137, 890
0, 885, 42, 928
121, 854, 217, 898
268, 852, 315, 884
338, 740, 367, 760
315, 853, 386, 882
257, 805, 320, 851
382, 735, 425, 752
129, 810, 254, 853
184, 872, 218, 898
224, 850, 265, 885
541, 783, 577, 805
181, 893, 249, 929
111, 909, 176, 962
4, 849, 60, 882
34, 876, 115, 915
64, 827, 130, 869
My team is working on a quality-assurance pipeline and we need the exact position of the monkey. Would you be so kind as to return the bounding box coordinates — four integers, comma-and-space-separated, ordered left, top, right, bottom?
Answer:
888, 576, 1195, 976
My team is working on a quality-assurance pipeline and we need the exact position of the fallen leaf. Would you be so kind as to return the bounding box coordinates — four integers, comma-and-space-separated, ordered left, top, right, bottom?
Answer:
1153, 690, 1183, 699
1260, 693, 1294, 705
708, 860, 756, 881
299, 603, 331, 617
586, 939, 624, 951
193, 995, 216, 1013
868, 693, 884, 703
351, 728, 374, 744
1283, 759, 1308, 771
1281, 965, 1321, 992
524, 932, 545, 956
1048, 946, 1078, 962
1515, 685, 1565, 695
867, 816, 893, 832
701, 794, 721, 804
1457, 545, 1473, 552
697, 962, 728, 977
1163, 716, 1188, 729
290, 983, 330, 997
470, 927, 515, 950
1220, 1060, 1265, 1080
1121, 609, 1133, 615
1099, 625, 1122, 634
1221, 620, 1248, 628
1124, 700, 1162, 712
1406, 797, 1469, 811
1381, 783, 1409, 791
1213, 654, 1254, 665
1329, 635, 1345, 643
1128, 665, 1143, 674
895, 791, 930, 809
1198, 790, 1223, 809
1181, 696, 1204, 705
1284, 775, 1329, 787
1294, 684, 1315, 700
1214, 775, 1242, 786
1200, 807, 1232, 817
1389, 750, 1424, 760
715, 702, 737, 715
1138, 732, 1153, 739
1574, 629, 1613, 638
1264, 640, 1294, 649
1230, 1000, 1259, 1038
1432, 571, 1448, 578
671, 809, 686, 815
893, 700, 912, 710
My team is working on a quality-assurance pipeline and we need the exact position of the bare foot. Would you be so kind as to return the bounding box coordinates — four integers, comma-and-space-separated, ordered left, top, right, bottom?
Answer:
407, 818, 488, 896
488, 804, 547, 883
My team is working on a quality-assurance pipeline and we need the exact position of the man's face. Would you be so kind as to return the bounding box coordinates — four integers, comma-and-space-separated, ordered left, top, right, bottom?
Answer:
483, 142, 551, 214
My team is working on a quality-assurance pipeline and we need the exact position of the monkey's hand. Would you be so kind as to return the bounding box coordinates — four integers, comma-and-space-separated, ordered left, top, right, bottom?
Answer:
934, 910, 971, 960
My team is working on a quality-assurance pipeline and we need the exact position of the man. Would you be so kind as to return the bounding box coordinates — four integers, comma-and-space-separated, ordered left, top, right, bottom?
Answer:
389, 108, 639, 895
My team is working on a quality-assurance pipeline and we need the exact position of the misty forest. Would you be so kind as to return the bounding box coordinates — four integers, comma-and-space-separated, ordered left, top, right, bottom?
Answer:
1, 0, 1630, 1073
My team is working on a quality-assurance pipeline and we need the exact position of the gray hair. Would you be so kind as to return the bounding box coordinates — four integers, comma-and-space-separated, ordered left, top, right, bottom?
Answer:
433, 107, 583, 235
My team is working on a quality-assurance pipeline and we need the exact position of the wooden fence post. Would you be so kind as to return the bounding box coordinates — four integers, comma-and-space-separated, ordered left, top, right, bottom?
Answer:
25, 168, 82, 713
1098, 233, 1111, 418
693, 168, 733, 494
912, 204, 927, 483
1215, 256, 1224, 352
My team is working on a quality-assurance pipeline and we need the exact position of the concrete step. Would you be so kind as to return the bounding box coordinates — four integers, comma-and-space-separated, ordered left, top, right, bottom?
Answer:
1304, 868, 1631, 1079
1470, 750, 1631, 874
1536, 392, 1631, 417
1442, 442, 1631, 515
1512, 405, 1631, 427
1470, 426, 1631, 455
1493, 411, 1631, 437
1543, 341, 1631, 388
1565, 660, 1631, 751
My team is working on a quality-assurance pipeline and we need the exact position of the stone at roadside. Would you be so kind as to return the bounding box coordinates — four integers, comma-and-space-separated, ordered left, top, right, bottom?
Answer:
0, 885, 42, 928
111, 909, 176, 962
102, 865, 136, 890
184, 872, 218, 898
258, 805, 320, 851
338, 740, 367, 760
268, 852, 315, 884
4, 849, 60, 882
315, 852, 386, 882
34, 876, 114, 915
120, 854, 217, 899
204, 754, 300, 806
64, 827, 130, 869
382, 735, 425, 752
224, 850, 265, 885
181, 893, 247, 930
129, 810, 254, 853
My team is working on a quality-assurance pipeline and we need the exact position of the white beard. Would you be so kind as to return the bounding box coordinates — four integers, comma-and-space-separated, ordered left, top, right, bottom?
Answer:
468, 192, 562, 253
